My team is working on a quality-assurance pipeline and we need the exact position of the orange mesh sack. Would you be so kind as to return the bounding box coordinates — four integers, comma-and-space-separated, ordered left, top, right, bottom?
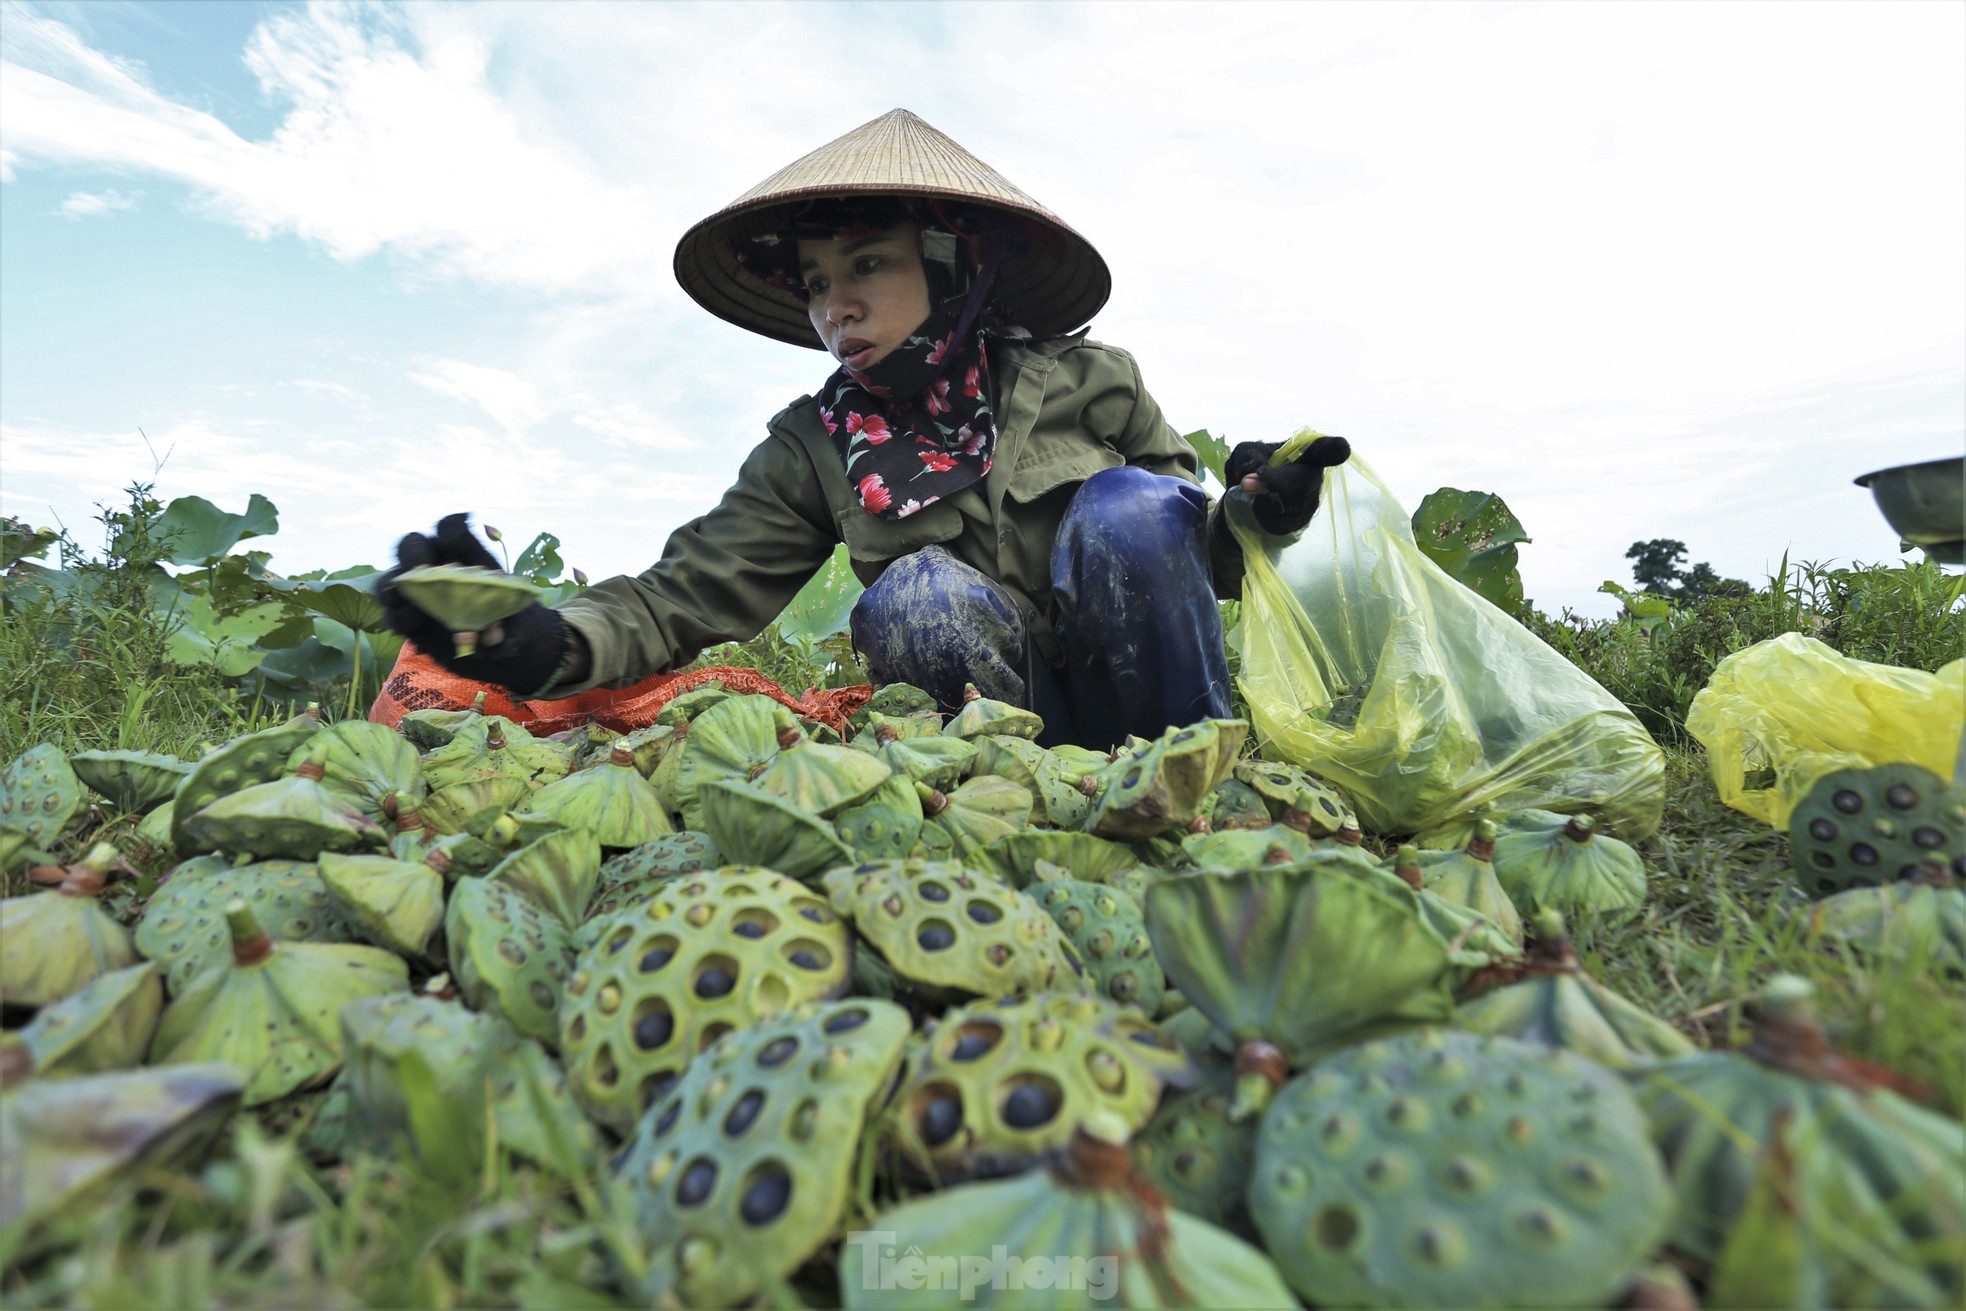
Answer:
369, 642, 872, 738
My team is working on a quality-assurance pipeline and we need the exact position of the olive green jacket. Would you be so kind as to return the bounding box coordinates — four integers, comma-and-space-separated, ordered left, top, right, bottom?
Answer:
549, 334, 1243, 695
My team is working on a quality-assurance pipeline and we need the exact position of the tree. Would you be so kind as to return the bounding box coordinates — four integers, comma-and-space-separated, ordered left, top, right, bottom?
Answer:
1626, 539, 1688, 595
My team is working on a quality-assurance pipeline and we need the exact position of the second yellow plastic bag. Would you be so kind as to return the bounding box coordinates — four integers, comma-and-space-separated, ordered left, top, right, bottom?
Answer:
1231, 454, 1665, 841
1685, 632, 1965, 829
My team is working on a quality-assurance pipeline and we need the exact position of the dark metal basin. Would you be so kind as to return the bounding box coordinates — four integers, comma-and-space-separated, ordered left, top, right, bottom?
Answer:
1855, 456, 1964, 565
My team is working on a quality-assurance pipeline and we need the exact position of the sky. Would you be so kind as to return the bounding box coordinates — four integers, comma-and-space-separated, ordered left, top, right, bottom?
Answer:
2, 0, 1961, 621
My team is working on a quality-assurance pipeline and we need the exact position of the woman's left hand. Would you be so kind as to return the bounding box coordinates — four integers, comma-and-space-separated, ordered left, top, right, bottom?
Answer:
1224, 435, 1353, 534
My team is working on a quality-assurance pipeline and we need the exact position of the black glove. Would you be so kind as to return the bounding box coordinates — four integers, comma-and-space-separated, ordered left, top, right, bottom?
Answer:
376, 512, 572, 696
1224, 435, 1354, 535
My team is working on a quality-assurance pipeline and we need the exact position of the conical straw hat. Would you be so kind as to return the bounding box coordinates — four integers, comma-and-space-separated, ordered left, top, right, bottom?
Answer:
674, 109, 1111, 350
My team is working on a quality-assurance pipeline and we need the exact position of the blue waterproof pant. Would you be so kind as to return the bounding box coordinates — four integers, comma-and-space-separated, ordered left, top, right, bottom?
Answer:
849, 466, 1231, 750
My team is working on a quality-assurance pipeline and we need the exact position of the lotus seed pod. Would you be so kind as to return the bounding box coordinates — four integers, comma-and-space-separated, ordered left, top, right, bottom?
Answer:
1458, 911, 1693, 1068
673, 694, 800, 828
969, 734, 1096, 828
0, 744, 85, 865
288, 719, 426, 816
1146, 865, 1455, 1067
135, 855, 352, 995
419, 775, 535, 836
615, 998, 912, 1309
519, 745, 673, 849
18, 962, 163, 1077
587, 831, 723, 923
849, 681, 939, 732
1787, 762, 1966, 898
1203, 774, 1275, 830
971, 830, 1138, 888
177, 763, 387, 861
585, 721, 678, 777
1084, 719, 1248, 841
1635, 975, 1965, 1304
132, 801, 176, 864
697, 779, 856, 882
317, 851, 448, 962
1232, 757, 1355, 833
420, 717, 572, 794
1491, 814, 1647, 917
848, 709, 944, 751
67, 749, 191, 814
445, 876, 576, 1045
886, 991, 1195, 1182
0, 847, 139, 1008
484, 827, 602, 929
1252, 1030, 1673, 1309
856, 728, 975, 791
339, 991, 596, 1176
390, 825, 497, 880
942, 683, 1043, 740
915, 775, 1033, 860
560, 868, 851, 1134
170, 721, 320, 856
1132, 1064, 1262, 1239
397, 689, 490, 752
1809, 863, 1966, 973
0, 1062, 245, 1243
1181, 825, 1314, 872
831, 773, 925, 862
1404, 823, 1524, 947
149, 898, 409, 1105
824, 859, 1085, 1005
844, 1114, 1296, 1310
1034, 878, 1165, 1014
390, 564, 543, 653
655, 682, 732, 727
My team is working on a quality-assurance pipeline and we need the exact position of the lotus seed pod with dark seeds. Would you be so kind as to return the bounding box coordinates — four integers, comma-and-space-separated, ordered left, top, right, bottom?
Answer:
655, 682, 732, 727
1232, 758, 1354, 833
170, 721, 319, 856
587, 830, 722, 922
971, 830, 1138, 889
18, 962, 163, 1077
1085, 719, 1247, 841
1035, 879, 1165, 1014
942, 683, 1043, 740
390, 564, 544, 652
0, 744, 86, 857
418, 775, 535, 836
135, 855, 351, 995
1809, 863, 1966, 973
178, 764, 387, 861
340, 991, 596, 1174
67, 749, 191, 814
1491, 814, 1647, 917
1146, 865, 1454, 1067
673, 694, 799, 828
0, 847, 139, 1008
0, 1062, 245, 1243
969, 734, 1096, 828
844, 1116, 1297, 1310
1636, 975, 1965, 1303
614, 999, 912, 1309
1181, 825, 1314, 872
1132, 1065, 1261, 1238
832, 773, 925, 862
752, 730, 893, 818
149, 898, 409, 1106
824, 859, 1084, 1004
886, 991, 1195, 1182
560, 868, 851, 1134
698, 779, 856, 882
1458, 911, 1692, 1068
518, 745, 672, 849
485, 827, 601, 929
1787, 762, 1966, 898
1405, 824, 1524, 947
317, 851, 448, 962
288, 719, 426, 816
916, 775, 1032, 860
398, 689, 490, 752
1203, 774, 1275, 830
445, 876, 577, 1046
1251, 1029, 1673, 1309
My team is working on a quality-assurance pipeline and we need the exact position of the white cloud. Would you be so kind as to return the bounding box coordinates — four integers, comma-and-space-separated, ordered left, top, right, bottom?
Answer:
409, 359, 544, 436
55, 186, 134, 216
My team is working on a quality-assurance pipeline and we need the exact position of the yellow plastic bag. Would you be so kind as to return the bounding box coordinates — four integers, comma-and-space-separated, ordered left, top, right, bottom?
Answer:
1231, 454, 1665, 841
1686, 632, 1965, 829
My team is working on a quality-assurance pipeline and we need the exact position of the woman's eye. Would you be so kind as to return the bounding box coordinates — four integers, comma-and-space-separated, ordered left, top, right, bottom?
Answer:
803, 278, 827, 296
853, 256, 881, 276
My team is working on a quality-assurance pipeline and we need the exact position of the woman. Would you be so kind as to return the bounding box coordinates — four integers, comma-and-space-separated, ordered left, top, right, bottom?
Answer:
379, 110, 1348, 750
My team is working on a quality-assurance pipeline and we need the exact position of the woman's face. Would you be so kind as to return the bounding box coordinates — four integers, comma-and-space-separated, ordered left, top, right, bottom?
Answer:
798, 222, 932, 371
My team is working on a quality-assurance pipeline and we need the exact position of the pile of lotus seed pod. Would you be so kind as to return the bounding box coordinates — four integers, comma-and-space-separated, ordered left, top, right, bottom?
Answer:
1, 681, 1961, 1308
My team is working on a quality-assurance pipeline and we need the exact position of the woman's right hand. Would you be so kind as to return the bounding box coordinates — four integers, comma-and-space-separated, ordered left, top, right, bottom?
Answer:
375, 512, 575, 696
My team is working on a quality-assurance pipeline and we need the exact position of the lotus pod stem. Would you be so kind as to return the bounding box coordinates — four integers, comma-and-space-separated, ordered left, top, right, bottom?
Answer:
916, 783, 948, 816
1393, 844, 1424, 890
1467, 818, 1498, 861
295, 761, 326, 783
1230, 1038, 1288, 1122
0, 1041, 31, 1090
1060, 1112, 1133, 1189
226, 899, 274, 965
